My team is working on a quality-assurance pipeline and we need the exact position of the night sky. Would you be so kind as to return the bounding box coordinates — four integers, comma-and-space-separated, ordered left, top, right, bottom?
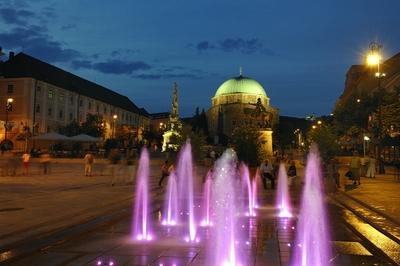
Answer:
1, 0, 400, 117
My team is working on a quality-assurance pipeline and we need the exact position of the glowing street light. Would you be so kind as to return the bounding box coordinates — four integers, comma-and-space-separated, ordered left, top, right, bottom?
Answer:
4, 97, 14, 144
112, 114, 118, 138
366, 42, 385, 173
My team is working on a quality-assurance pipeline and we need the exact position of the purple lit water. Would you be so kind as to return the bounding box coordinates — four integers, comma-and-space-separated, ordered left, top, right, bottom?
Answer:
276, 163, 292, 218
252, 169, 259, 210
241, 163, 256, 217
176, 141, 197, 242
207, 149, 242, 265
162, 171, 178, 226
201, 170, 213, 226
132, 148, 152, 241
292, 146, 331, 266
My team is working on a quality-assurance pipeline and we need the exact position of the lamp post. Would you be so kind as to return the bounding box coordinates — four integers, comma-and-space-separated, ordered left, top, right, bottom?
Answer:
363, 135, 370, 157
366, 42, 386, 173
112, 114, 118, 138
4, 98, 13, 142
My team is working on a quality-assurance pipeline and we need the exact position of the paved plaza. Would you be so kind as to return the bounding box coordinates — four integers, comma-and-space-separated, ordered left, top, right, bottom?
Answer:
0, 157, 399, 265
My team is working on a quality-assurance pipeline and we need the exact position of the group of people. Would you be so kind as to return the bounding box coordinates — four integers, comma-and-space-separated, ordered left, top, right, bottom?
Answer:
259, 158, 297, 190
348, 151, 379, 186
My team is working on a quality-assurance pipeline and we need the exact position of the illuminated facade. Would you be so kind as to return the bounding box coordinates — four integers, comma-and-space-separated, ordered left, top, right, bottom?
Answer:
207, 71, 279, 155
0, 52, 150, 149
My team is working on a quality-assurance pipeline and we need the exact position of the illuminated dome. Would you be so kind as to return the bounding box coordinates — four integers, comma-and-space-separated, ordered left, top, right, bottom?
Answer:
214, 75, 267, 97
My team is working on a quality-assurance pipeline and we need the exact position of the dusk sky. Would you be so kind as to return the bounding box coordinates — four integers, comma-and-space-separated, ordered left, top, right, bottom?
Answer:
1, 0, 400, 117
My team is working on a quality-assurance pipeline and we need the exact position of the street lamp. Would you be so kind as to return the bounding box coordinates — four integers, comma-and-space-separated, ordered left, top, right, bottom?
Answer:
363, 135, 370, 157
366, 42, 385, 173
112, 114, 118, 138
4, 98, 13, 142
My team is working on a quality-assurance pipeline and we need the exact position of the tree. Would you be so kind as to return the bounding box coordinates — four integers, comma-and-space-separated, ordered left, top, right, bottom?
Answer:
307, 125, 339, 163
230, 125, 262, 166
170, 125, 207, 162
81, 113, 105, 137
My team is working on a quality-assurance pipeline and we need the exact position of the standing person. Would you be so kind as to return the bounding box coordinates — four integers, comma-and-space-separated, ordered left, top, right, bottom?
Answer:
22, 152, 30, 175
365, 154, 376, 178
40, 150, 51, 174
379, 155, 385, 174
287, 160, 297, 185
159, 160, 170, 188
260, 159, 274, 190
109, 149, 121, 186
350, 151, 361, 185
84, 151, 94, 176
328, 157, 340, 189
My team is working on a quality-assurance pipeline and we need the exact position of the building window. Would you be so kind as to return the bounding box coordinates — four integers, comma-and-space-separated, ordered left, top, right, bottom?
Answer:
47, 126, 51, 133
79, 99, 83, 107
70, 95, 74, 104
104, 107, 107, 114
88, 101, 92, 110
7, 84, 13, 94
96, 105, 99, 112
69, 112, 73, 121
59, 92, 64, 102
37, 86, 41, 93
59, 110, 63, 119
35, 104, 40, 113
48, 89, 54, 99
48, 108, 52, 116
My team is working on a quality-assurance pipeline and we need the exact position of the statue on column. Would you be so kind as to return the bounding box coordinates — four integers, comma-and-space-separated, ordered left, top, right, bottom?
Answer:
162, 82, 182, 151
170, 82, 179, 120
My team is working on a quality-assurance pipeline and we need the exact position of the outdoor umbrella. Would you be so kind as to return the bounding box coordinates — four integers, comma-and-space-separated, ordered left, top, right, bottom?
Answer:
31, 132, 71, 141
69, 134, 101, 142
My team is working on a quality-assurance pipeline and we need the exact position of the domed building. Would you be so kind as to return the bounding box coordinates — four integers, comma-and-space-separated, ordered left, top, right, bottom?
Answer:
207, 71, 279, 155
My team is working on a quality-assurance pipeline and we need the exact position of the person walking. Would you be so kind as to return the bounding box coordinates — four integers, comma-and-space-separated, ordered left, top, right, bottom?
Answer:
22, 152, 30, 175
350, 151, 361, 185
158, 160, 170, 188
84, 151, 94, 176
365, 154, 376, 178
260, 159, 274, 190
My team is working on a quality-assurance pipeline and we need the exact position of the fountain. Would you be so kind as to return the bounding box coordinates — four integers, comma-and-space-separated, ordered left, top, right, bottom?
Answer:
132, 148, 152, 241
252, 169, 259, 210
276, 163, 292, 218
240, 163, 256, 217
162, 171, 178, 226
176, 141, 197, 242
207, 149, 242, 265
201, 170, 213, 226
291, 145, 331, 266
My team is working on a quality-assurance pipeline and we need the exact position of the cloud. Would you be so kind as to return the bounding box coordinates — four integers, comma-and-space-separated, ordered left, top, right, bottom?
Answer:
110, 49, 138, 57
132, 72, 202, 80
194, 38, 274, 55
61, 24, 76, 31
0, 7, 35, 26
0, 26, 81, 62
196, 41, 215, 52
71, 59, 152, 75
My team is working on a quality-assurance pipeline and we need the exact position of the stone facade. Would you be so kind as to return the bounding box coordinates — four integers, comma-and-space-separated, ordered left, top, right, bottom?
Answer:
207, 75, 279, 155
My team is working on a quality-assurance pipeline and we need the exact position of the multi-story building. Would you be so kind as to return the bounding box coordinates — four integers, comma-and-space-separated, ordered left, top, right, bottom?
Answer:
0, 52, 150, 149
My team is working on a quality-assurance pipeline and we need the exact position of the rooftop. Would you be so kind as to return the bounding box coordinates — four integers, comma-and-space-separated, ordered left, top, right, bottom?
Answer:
0, 52, 146, 116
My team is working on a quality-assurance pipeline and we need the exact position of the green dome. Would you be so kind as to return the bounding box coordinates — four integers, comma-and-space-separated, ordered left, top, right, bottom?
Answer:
214, 75, 267, 97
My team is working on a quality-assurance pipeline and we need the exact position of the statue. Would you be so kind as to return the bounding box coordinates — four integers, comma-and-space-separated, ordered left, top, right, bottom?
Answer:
170, 82, 179, 120
162, 82, 182, 151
